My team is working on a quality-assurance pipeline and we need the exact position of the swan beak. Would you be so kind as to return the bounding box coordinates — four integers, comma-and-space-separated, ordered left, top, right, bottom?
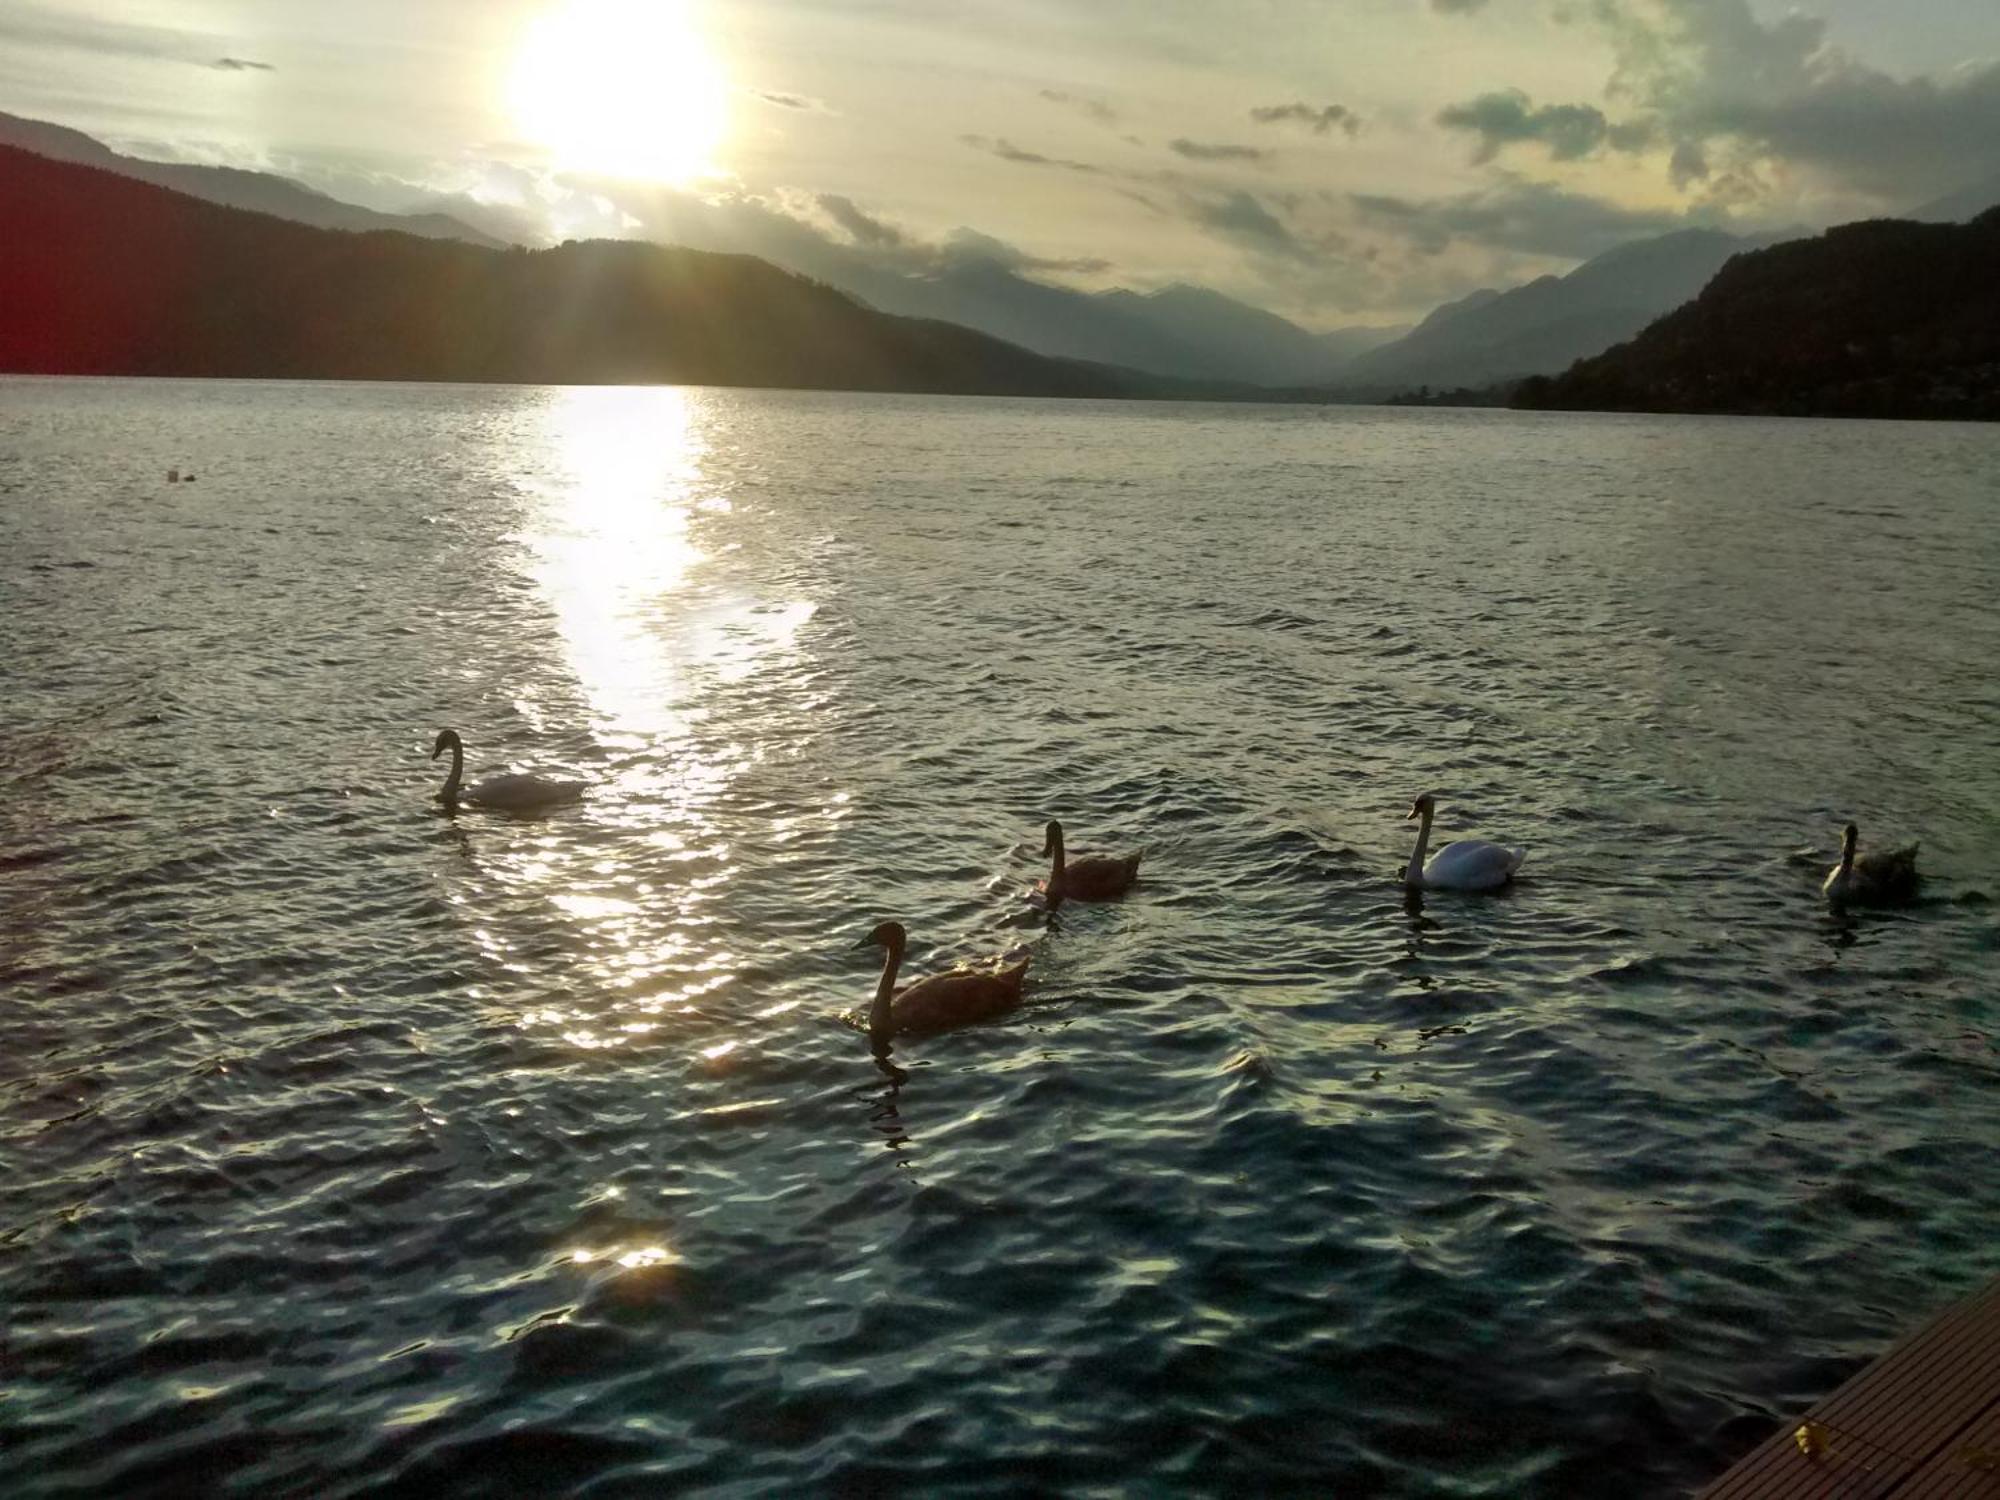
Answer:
1405, 806, 1420, 820
853, 933, 879, 950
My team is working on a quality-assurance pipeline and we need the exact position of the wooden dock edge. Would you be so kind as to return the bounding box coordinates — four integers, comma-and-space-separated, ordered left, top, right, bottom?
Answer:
1699, 1273, 2000, 1498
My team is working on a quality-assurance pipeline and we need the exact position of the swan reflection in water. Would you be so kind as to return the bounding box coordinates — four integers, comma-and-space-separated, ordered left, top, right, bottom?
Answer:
860, 1051, 918, 1165
1400, 888, 1444, 985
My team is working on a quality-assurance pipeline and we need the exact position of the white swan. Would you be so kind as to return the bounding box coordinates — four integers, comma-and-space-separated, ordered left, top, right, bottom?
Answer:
430, 728, 586, 812
1403, 792, 1524, 892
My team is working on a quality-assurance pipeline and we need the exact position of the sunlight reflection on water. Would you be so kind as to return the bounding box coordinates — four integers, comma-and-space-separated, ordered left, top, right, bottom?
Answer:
490, 387, 824, 1054
521, 384, 708, 739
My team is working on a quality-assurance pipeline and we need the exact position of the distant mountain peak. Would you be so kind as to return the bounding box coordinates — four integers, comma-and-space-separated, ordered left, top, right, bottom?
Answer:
0, 108, 506, 250
1341, 226, 1786, 393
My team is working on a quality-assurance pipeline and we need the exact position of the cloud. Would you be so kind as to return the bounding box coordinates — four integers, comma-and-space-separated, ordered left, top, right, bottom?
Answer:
1183, 189, 1315, 263
1350, 178, 1694, 259
1248, 103, 1360, 138
518, 172, 1114, 288
0, 6, 260, 71
755, 90, 823, 111
1436, 89, 1653, 163
815, 193, 902, 248
1429, 0, 1490, 12
937, 227, 1110, 275
1592, 0, 2000, 204
210, 57, 272, 72
1039, 89, 1118, 126
958, 135, 1104, 175
1168, 138, 1268, 163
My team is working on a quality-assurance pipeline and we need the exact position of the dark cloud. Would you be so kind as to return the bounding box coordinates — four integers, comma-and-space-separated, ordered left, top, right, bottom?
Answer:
210, 57, 273, 72
816, 193, 903, 249
1168, 138, 1268, 163
1039, 89, 1117, 126
1184, 190, 1314, 263
959, 135, 1103, 175
1350, 179, 1692, 259
1436, 89, 1651, 163
1429, 0, 1490, 13
1594, 0, 2000, 203
1248, 103, 1359, 138
1669, 140, 1709, 188
755, 91, 821, 111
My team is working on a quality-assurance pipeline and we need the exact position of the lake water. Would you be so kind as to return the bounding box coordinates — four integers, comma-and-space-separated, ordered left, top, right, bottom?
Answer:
3, 377, 1997, 1497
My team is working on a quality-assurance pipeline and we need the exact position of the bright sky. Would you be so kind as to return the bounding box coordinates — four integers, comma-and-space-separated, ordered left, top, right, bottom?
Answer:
3, 0, 1996, 324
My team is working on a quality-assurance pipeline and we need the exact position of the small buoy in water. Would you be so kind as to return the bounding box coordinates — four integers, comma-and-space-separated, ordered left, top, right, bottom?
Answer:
184, 473, 197, 482
167, 468, 179, 483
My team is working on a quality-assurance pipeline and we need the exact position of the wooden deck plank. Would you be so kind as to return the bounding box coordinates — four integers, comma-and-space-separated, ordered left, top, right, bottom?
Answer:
1700, 1275, 2000, 1499
1821, 1281, 2000, 1458
1700, 1419, 1912, 1499
1891, 1398, 2000, 1499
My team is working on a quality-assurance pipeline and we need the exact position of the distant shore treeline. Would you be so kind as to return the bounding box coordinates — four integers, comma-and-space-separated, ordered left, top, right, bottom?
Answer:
0, 145, 1212, 399
1514, 210, 2000, 422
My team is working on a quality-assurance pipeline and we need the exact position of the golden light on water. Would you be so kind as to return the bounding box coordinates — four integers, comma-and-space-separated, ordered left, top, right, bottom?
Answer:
508, 0, 729, 185
462, 386, 825, 1056
524, 384, 706, 739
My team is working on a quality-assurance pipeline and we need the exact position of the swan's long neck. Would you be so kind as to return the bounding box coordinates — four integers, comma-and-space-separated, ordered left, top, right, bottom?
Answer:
1404, 807, 1433, 888
440, 740, 464, 802
868, 939, 904, 1042
1838, 828, 1857, 878
1046, 825, 1067, 885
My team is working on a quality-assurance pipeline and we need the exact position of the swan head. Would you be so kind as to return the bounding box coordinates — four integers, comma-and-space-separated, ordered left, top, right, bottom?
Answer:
431, 728, 462, 761
1406, 792, 1439, 821
1041, 819, 1064, 857
1842, 822, 1859, 850
856, 920, 907, 953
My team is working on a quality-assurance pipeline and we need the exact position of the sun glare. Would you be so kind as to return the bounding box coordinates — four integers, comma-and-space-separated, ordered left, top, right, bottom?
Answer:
508, 0, 729, 184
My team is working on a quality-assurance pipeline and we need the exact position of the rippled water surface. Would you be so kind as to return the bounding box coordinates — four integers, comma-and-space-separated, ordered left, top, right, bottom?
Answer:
4, 377, 1998, 1496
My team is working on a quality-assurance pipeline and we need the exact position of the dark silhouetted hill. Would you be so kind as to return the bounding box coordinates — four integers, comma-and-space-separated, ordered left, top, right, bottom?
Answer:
0, 144, 1182, 397
1514, 212, 2000, 421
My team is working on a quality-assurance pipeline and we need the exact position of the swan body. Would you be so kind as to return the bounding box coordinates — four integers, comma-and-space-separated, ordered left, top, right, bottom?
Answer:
1038, 819, 1142, 907
1403, 793, 1524, 892
1823, 822, 1920, 907
859, 921, 1029, 1045
431, 728, 585, 812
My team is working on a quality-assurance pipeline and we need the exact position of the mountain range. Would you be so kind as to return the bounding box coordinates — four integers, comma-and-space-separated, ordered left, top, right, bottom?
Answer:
1338, 228, 1788, 394
1911, 171, 2000, 225
0, 109, 505, 250
1515, 210, 2000, 421
8, 106, 2000, 407
0, 144, 1193, 398
816, 261, 1406, 386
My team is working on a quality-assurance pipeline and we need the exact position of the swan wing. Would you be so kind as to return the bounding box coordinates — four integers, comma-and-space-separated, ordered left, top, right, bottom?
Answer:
465, 772, 587, 811
1424, 839, 1524, 892
1062, 851, 1142, 901
889, 964, 1024, 1034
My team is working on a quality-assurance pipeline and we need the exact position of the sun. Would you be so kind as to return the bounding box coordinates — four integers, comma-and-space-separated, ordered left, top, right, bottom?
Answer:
508, 0, 729, 184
